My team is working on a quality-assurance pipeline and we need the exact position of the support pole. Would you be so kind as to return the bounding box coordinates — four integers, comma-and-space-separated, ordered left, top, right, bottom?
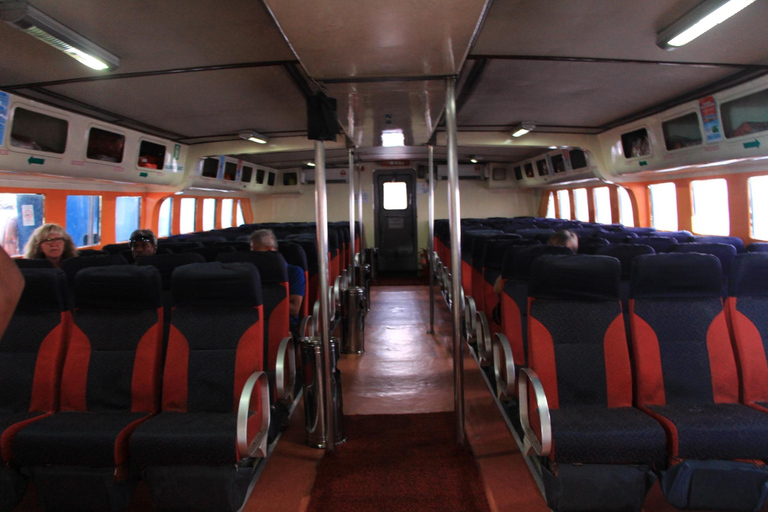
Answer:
314, 140, 335, 451
358, 163, 365, 254
427, 144, 435, 334
348, 148, 356, 287
446, 77, 465, 446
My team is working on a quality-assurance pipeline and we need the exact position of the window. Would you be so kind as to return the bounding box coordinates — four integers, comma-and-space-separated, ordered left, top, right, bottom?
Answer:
524, 163, 534, 178
593, 187, 611, 224
621, 128, 650, 158
158, 198, 172, 238
722, 88, 768, 139
617, 187, 635, 227
241, 165, 254, 183
223, 162, 237, 181
513, 166, 523, 181
221, 198, 234, 229
649, 182, 678, 231
569, 149, 588, 170
180, 198, 196, 234
0, 193, 44, 256
283, 172, 298, 186
551, 154, 566, 174
383, 182, 408, 210
138, 140, 166, 170
557, 190, 571, 219
66, 195, 101, 247
201, 158, 219, 178
236, 201, 245, 226
492, 167, 507, 181
536, 159, 549, 176
256, 168, 265, 184
691, 179, 729, 235
10, 107, 68, 154
662, 113, 702, 150
115, 196, 141, 242
749, 176, 768, 240
267, 172, 276, 186
545, 193, 555, 218
202, 198, 216, 231
87, 127, 124, 163
573, 188, 589, 221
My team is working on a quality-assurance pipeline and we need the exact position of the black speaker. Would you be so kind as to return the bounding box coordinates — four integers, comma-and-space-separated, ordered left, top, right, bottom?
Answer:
307, 92, 340, 141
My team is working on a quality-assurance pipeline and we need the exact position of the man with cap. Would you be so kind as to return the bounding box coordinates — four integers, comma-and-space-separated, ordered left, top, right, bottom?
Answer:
130, 229, 157, 261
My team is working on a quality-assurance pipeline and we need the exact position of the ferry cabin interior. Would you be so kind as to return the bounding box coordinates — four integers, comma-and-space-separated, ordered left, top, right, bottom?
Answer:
2, 0, 768, 511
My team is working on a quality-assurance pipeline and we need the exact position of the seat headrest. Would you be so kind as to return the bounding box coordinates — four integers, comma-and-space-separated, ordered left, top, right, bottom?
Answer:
529, 255, 621, 300
136, 252, 206, 270
16, 268, 68, 312
216, 251, 288, 283
15, 258, 54, 269
75, 265, 162, 310
501, 244, 573, 279
60, 254, 128, 282
630, 253, 722, 299
278, 242, 308, 271
729, 253, 768, 297
484, 239, 539, 270
172, 262, 263, 307
596, 244, 655, 279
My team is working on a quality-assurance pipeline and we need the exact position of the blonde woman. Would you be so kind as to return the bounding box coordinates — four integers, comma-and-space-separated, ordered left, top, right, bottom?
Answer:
23, 224, 78, 268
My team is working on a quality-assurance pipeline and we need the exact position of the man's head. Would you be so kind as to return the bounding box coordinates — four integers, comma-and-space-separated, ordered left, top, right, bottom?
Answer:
547, 230, 578, 253
130, 229, 157, 259
249, 229, 278, 252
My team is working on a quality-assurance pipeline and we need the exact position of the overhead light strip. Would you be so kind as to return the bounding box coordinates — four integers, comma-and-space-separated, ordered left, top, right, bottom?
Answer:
657, 0, 758, 50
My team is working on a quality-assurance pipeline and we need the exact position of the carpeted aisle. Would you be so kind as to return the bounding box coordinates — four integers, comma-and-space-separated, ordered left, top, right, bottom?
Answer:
307, 412, 491, 512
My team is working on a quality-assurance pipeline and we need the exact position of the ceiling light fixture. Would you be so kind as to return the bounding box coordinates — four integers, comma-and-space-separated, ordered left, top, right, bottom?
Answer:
381, 129, 405, 147
470, 157, 479, 164
511, 122, 535, 138
0, 1, 120, 71
238, 131, 269, 144
656, 0, 758, 50
305, 161, 316, 167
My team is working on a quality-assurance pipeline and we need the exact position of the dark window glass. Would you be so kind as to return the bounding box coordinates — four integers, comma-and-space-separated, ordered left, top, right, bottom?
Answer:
536, 159, 549, 176
621, 128, 650, 158
256, 168, 265, 184
283, 172, 298, 186
138, 140, 165, 170
10, 107, 68, 153
524, 163, 534, 178
267, 172, 276, 186
492, 168, 506, 181
550, 154, 566, 174
201, 158, 219, 178
513, 166, 523, 180
87, 127, 124, 163
569, 149, 588, 169
663, 113, 702, 150
241, 165, 253, 183
722, 88, 768, 139
223, 161, 237, 181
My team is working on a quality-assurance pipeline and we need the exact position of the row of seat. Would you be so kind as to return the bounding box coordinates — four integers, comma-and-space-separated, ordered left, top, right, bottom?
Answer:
0, 263, 293, 512
468, 252, 768, 512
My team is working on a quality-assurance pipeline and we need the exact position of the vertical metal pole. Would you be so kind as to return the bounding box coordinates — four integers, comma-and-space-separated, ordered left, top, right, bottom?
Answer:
358, 163, 365, 253
348, 148, 356, 287
314, 140, 335, 451
446, 77, 465, 446
427, 144, 435, 334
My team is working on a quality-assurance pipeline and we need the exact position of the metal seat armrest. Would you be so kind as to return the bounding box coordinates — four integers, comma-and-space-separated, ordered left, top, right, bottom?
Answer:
299, 314, 313, 339
492, 333, 515, 399
518, 368, 552, 457
276, 337, 296, 403
474, 310, 492, 365
464, 295, 477, 343
237, 371, 270, 459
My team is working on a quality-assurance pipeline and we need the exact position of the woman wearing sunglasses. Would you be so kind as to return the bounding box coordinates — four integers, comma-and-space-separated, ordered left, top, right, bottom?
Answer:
23, 224, 78, 268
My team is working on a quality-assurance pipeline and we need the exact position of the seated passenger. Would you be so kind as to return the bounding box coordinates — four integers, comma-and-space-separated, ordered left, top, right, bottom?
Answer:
492, 229, 579, 294
130, 229, 157, 260
250, 229, 305, 330
0, 246, 24, 338
23, 223, 78, 269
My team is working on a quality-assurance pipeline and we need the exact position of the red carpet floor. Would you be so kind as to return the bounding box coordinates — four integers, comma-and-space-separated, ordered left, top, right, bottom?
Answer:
307, 412, 491, 512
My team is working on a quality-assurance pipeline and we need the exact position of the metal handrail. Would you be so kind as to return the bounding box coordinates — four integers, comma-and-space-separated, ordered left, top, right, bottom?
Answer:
236, 371, 270, 459
518, 368, 552, 457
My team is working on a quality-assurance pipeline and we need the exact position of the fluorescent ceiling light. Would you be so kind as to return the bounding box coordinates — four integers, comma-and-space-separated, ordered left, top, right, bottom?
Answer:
238, 130, 269, 144
657, 0, 757, 49
512, 122, 535, 138
381, 129, 405, 147
0, 1, 119, 70
469, 157, 479, 164
305, 161, 316, 167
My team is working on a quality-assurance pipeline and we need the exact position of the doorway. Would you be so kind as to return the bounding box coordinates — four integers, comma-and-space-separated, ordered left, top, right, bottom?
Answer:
373, 169, 418, 273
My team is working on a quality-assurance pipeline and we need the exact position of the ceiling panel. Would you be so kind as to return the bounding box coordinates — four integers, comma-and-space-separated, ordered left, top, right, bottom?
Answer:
457, 59, 737, 128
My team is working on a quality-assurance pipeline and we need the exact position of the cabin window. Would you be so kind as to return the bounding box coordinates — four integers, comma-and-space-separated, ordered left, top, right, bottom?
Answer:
66, 195, 101, 247
158, 198, 172, 238
267, 172, 276, 186
179, 198, 196, 234
545, 193, 555, 218
87, 127, 125, 163
691, 179, 729, 235
236, 201, 245, 226
201, 158, 219, 178
524, 163, 534, 178
221, 198, 234, 228
115, 196, 141, 242
10, 107, 68, 154
617, 187, 635, 227
593, 187, 612, 224
649, 182, 678, 231
662, 113, 702, 150
492, 168, 507, 181
138, 140, 166, 170
557, 190, 571, 219
202, 198, 216, 231
722, 88, 768, 139
223, 161, 237, 181
621, 128, 651, 158
256, 168, 265, 184
513, 166, 523, 181
241, 165, 254, 183
573, 188, 589, 221
0, 193, 44, 256
383, 182, 408, 211
283, 172, 298, 186
536, 159, 549, 177
569, 149, 588, 170
551, 154, 566, 174
749, 176, 768, 240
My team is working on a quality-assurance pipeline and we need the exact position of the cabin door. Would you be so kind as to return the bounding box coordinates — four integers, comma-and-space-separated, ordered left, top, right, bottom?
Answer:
374, 168, 417, 273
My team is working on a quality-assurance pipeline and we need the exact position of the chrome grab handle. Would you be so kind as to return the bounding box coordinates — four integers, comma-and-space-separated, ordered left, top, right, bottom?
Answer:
492, 333, 515, 399
333, 275, 342, 313
276, 337, 296, 403
300, 314, 313, 338
474, 311, 492, 365
518, 368, 552, 457
237, 371, 270, 459
464, 295, 477, 344
312, 300, 321, 337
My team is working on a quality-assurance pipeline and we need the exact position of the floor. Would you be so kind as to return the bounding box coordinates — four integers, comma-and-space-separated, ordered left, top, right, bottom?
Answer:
245, 284, 548, 512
